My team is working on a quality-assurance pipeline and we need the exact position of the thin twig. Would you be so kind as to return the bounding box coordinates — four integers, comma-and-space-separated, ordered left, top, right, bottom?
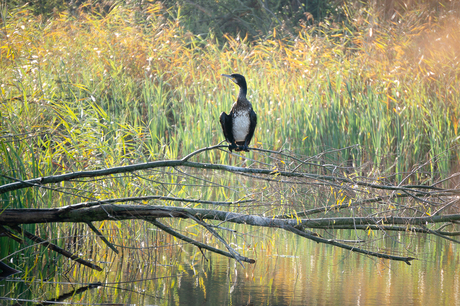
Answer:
59, 196, 254, 213
86, 222, 119, 254
184, 212, 246, 267
9, 225, 103, 271
147, 219, 255, 264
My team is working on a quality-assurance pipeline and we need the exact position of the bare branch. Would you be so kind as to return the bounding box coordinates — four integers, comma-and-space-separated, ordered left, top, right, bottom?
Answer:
2, 145, 459, 266
284, 225, 415, 265
0, 145, 447, 195
147, 219, 255, 264
9, 225, 103, 271
86, 222, 119, 254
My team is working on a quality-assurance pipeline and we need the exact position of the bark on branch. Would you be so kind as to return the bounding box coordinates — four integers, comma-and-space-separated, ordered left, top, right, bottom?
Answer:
0, 145, 448, 196
7, 203, 460, 264
3, 204, 460, 228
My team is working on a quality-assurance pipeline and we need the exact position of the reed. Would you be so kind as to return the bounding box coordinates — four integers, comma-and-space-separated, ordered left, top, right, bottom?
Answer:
1, 3, 459, 199
1, 4, 459, 302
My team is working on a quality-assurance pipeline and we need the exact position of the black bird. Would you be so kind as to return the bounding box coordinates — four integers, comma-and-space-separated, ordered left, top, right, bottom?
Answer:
220, 73, 257, 152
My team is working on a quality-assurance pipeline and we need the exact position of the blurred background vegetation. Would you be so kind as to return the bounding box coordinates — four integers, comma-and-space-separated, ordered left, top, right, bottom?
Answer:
6, 0, 458, 39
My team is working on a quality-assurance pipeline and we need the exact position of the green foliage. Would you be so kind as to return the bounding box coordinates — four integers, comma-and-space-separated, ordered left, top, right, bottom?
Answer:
6, 0, 68, 17
164, 0, 342, 39
1, 1, 459, 205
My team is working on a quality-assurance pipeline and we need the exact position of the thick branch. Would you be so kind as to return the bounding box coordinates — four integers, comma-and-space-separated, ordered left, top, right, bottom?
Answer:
3, 204, 460, 263
3, 205, 460, 227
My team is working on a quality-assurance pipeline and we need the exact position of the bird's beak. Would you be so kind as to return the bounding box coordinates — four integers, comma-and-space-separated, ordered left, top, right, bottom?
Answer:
221, 74, 237, 84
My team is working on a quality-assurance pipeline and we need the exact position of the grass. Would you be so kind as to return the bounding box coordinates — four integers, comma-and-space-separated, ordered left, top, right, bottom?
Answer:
0, 4, 458, 244
1, 4, 458, 179
0, 2, 459, 294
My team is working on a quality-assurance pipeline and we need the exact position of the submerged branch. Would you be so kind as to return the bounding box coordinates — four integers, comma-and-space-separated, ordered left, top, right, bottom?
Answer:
3, 204, 460, 263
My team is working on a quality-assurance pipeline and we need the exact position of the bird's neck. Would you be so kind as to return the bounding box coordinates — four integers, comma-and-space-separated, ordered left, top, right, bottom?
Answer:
237, 87, 248, 102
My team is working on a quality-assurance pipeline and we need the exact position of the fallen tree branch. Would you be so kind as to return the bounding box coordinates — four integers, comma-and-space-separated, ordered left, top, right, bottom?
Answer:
3, 204, 460, 263
1, 145, 459, 268
4, 204, 460, 228
304, 224, 460, 236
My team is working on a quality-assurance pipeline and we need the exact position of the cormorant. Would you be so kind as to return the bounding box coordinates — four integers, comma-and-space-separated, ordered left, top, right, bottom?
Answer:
220, 73, 257, 152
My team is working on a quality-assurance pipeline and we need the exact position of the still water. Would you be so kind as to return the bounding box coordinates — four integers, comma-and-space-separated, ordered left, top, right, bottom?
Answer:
1, 225, 459, 305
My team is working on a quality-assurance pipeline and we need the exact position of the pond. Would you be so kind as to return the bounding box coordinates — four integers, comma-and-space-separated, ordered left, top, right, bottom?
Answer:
1, 224, 459, 305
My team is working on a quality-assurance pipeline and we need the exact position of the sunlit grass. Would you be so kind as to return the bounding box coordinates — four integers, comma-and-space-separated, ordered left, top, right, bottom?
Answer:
1, 3, 459, 302
1, 3, 459, 203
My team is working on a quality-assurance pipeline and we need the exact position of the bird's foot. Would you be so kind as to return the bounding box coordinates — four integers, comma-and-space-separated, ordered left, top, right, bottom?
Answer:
228, 143, 238, 152
234, 145, 249, 152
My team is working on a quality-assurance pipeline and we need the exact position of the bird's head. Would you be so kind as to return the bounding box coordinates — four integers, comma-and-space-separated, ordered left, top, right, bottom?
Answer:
222, 73, 247, 89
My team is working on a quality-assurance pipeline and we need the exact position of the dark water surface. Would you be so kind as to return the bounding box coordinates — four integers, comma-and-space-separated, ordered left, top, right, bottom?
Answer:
1, 227, 459, 305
